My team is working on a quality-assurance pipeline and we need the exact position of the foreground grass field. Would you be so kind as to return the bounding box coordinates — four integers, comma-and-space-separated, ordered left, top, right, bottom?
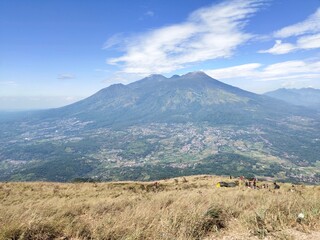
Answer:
0, 175, 320, 240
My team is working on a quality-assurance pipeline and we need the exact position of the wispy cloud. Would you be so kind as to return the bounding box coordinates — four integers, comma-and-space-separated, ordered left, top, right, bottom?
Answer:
105, 0, 264, 75
0, 81, 18, 86
145, 10, 154, 17
297, 33, 320, 49
101, 72, 140, 85
259, 8, 320, 54
205, 63, 262, 79
206, 59, 320, 82
274, 8, 320, 38
94, 68, 111, 73
258, 40, 296, 54
103, 33, 126, 49
57, 74, 76, 80
259, 34, 320, 55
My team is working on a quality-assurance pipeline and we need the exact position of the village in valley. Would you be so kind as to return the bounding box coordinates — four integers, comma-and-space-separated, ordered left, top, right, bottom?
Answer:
1, 118, 319, 183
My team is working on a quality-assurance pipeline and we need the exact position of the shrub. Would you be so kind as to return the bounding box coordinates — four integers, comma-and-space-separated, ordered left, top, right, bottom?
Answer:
192, 207, 227, 239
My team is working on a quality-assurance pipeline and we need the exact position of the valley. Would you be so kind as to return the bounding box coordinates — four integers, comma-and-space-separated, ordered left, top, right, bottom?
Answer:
1, 118, 319, 183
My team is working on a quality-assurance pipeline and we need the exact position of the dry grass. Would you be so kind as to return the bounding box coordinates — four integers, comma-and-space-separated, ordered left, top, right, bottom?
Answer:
0, 175, 319, 240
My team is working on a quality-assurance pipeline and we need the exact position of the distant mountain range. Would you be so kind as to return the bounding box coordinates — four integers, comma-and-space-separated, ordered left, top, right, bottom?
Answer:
265, 88, 320, 110
0, 72, 319, 183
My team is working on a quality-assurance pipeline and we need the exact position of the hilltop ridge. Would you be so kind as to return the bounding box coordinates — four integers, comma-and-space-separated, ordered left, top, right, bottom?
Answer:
1, 175, 320, 239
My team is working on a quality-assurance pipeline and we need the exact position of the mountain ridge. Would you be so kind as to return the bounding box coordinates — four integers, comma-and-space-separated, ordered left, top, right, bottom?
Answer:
49, 71, 311, 127
264, 87, 320, 110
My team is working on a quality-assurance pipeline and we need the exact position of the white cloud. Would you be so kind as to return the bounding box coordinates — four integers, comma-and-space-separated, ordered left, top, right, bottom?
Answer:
261, 60, 320, 81
259, 8, 320, 54
297, 33, 320, 49
206, 63, 261, 79
259, 34, 320, 55
206, 60, 320, 82
105, 0, 264, 75
259, 40, 296, 54
274, 8, 320, 38
57, 74, 76, 80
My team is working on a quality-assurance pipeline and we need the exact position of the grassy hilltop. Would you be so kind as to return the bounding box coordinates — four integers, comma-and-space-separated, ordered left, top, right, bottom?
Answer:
1, 175, 320, 240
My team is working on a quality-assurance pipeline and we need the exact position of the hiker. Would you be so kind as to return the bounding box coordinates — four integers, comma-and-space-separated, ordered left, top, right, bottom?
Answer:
253, 178, 257, 189
273, 182, 280, 189
289, 184, 295, 192
154, 181, 159, 188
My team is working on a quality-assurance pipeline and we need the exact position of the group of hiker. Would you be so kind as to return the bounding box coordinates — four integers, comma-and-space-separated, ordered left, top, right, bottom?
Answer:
216, 175, 281, 190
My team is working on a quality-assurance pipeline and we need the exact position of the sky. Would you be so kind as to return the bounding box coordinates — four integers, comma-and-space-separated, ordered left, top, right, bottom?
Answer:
1, 0, 320, 110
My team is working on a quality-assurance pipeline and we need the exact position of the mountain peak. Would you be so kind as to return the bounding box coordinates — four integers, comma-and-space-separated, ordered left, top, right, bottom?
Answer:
108, 83, 125, 89
146, 74, 167, 79
183, 71, 210, 78
170, 74, 180, 79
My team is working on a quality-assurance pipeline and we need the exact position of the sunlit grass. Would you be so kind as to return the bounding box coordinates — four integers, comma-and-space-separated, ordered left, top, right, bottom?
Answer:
0, 175, 319, 239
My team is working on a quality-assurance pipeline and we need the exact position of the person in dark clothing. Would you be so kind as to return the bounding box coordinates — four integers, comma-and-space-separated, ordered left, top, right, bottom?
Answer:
253, 178, 257, 189
273, 182, 280, 189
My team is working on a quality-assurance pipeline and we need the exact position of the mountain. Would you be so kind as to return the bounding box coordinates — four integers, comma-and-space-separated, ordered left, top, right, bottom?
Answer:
1, 72, 320, 183
46, 72, 308, 126
265, 88, 320, 110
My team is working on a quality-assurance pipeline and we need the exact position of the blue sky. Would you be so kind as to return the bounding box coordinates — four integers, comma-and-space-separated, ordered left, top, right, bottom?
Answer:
1, 0, 320, 109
